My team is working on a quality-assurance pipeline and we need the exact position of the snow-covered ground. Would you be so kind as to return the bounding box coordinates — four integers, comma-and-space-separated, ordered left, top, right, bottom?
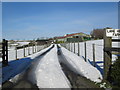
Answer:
9, 41, 30, 47
27, 44, 102, 88
2, 43, 103, 88
0, 45, 46, 62
1, 39, 119, 88
60, 45, 103, 83
28, 45, 71, 88
1, 45, 52, 84
16, 42, 30, 46
62, 39, 118, 75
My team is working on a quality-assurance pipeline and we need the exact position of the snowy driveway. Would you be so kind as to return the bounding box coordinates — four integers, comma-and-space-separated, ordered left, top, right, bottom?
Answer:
3, 44, 103, 89
27, 45, 71, 88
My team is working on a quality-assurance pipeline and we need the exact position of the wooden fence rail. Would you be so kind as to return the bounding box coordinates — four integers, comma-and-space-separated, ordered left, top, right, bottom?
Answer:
2, 39, 50, 66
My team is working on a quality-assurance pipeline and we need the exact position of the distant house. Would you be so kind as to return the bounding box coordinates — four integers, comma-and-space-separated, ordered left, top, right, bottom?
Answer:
55, 32, 91, 43
55, 36, 65, 43
36, 39, 52, 45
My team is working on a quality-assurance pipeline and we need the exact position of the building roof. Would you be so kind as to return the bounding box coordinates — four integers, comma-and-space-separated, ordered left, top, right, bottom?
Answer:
64, 33, 81, 37
56, 32, 87, 39
56, 36, 65, 39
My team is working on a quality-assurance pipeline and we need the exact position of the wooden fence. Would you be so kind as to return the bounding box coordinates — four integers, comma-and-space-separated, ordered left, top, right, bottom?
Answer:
2, 39, 8, 66
2, 39, 50, 67
61, 41, 98, 67
61, 29, 120, 81
14, 43, 49, 60
103, 29, 120, 80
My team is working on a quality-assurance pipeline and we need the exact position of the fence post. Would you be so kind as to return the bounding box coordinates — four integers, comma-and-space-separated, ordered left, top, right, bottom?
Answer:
71, 42, 73, 52
2, 39, 8, 66
65, 43, 67, 48
38, 45, 39, 51
32, 44, 34, 54
5, 40, 8, 63
37, 45, 38, 51
65, 43, 66, 49
66, 43, 67, 49
67, 42, 68, 50
64, 43, 66, 48
93, 44, 95, 67
28, 44, 30, 55
74, 42, 75, 53
84, 42, 87, 62
35, 43, 36, 53
69, 43, 70, 51
39, 45, 40, 51
36, 44, 38, 52
15, 46, 17, 60
78, 42, 80, 56
23, 45, 25, 57
2, 40, 5, 64
37, 44, 38, 51
103, 30, 112, 80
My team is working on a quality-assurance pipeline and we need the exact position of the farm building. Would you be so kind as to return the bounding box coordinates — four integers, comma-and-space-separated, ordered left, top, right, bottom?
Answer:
55, 32, 91, 43
36, 39, 52, 45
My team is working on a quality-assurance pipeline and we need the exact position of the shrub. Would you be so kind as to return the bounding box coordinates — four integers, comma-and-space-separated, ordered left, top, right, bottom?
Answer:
110, 56, 120, 87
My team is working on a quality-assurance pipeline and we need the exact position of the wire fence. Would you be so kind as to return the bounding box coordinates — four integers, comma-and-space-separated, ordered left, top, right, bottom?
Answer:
60, 39, 119, 77
61, 41, 104, 67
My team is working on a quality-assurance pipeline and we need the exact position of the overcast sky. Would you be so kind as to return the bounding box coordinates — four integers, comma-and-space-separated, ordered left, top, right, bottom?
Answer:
2, 2, 118, 40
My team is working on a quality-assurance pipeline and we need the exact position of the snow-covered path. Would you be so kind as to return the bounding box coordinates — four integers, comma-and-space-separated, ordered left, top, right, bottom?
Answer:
27, 45, 71, 88
24, 44, 102, 88
2, 45, 53, 84
57, 48, 99, 88
2, 43, 104, 88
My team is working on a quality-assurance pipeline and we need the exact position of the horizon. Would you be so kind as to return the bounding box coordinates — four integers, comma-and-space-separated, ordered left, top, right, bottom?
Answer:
2, 2, 118, 40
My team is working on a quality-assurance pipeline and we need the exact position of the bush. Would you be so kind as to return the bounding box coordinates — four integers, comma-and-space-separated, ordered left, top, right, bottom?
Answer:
110, 56, 120, 87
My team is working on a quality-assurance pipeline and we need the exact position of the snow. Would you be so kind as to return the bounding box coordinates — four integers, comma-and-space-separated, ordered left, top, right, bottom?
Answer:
10, 43, 18, 46
2, 57, 32, 83
28, 45, 71, 88
1, 45, 53, 84
1, 39, 119, 87
0, 45, 46, 62
60, 45, 103, 83
64, 39, 118, 75
16, 42, 30, 46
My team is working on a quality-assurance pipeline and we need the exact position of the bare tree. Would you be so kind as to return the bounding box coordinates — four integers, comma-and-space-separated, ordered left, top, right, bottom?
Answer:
91, 27, 112, 39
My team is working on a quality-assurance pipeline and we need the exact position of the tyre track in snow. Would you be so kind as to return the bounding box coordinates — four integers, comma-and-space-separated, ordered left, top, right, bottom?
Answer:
3, 44, 100, 89
2, 45, 55, 89
28, 44, 71, 88
57, 45, 101, 89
